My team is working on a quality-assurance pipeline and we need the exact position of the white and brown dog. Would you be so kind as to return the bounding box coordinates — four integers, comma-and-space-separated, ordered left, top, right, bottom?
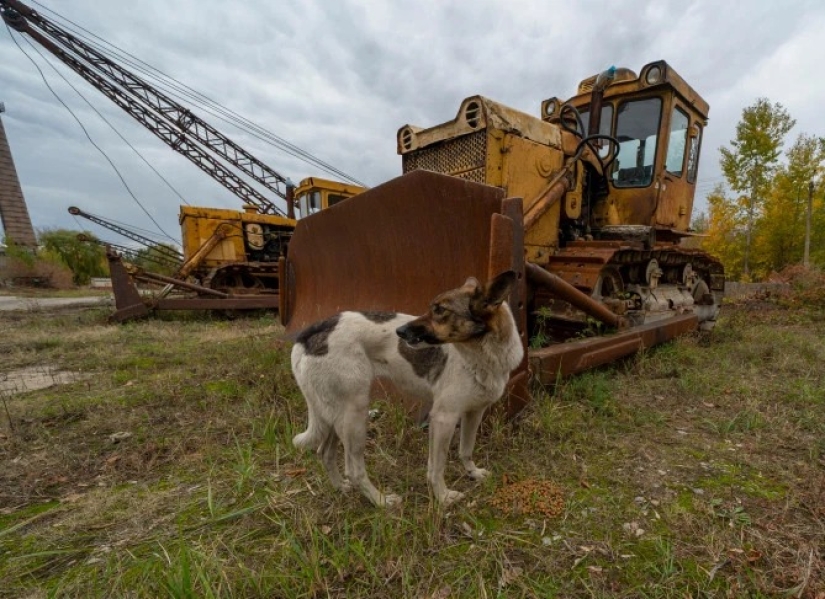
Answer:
291, 271, 523, 507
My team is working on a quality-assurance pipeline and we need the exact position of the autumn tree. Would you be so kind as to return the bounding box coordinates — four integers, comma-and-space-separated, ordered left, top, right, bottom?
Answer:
758, 134, 825, 273
701, 184, 745, 279
720, 98, 795, 278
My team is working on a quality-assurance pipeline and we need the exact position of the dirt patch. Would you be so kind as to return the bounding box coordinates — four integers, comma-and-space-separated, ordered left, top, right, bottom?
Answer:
0, 366, 90, 396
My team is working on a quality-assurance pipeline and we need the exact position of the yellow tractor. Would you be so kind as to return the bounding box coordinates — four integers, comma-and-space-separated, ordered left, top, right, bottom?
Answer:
280, 60, 724, 414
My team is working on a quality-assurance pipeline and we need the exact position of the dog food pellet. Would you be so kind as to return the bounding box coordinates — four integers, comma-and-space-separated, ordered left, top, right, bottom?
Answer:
489, 478, 565, 519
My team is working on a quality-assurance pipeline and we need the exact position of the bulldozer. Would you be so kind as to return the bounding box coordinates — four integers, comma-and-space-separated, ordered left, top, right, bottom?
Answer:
279, 60, 724, 415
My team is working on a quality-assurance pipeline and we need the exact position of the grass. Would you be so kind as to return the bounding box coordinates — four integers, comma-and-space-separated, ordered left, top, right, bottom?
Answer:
0, 299, 823, 597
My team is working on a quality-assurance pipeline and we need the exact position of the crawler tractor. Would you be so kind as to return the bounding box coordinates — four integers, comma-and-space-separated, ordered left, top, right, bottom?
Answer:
279, 61, 724, 414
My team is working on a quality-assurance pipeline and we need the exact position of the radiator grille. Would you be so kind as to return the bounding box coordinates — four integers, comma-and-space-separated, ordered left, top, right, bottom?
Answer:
402, 131, 487, 184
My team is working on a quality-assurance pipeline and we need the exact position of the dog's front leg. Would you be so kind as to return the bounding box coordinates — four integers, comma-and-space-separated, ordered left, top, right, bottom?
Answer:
428, 410, 463, 505
459, 408, 490, 481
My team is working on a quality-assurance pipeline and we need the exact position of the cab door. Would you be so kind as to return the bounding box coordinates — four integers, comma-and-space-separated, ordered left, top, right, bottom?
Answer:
655, 100, 701, 230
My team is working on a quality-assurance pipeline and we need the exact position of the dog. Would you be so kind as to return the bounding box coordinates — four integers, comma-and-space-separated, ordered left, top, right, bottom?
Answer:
290, 270, 523, 507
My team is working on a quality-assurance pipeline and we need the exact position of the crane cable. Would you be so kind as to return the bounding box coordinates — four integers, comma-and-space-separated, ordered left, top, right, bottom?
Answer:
6, 23, 180, 243
20, 34, 192, 210
29, 0, 369, 188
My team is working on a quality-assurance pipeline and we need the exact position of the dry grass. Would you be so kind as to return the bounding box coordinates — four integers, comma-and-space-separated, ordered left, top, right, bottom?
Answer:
0, 299, 823, 598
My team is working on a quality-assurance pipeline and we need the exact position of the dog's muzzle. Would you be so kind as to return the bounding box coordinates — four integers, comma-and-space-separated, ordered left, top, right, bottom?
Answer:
396, 323, 439, 346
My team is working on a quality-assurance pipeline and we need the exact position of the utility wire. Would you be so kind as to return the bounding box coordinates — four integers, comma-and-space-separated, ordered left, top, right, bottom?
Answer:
29, 0, 368, 187
7, 24, 179, 243
21, 34, 192, 210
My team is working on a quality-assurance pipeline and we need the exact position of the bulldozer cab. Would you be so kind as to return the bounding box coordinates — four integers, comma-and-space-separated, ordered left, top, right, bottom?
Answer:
543, 60, 709, 238
293, 177, 365, 218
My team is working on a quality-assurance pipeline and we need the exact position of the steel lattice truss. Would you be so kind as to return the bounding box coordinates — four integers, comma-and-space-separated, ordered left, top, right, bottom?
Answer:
1, 0, 288, 215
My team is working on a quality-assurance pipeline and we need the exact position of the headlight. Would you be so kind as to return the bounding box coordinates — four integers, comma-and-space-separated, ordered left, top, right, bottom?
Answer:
645, 65, 663, 85
543, 99, 557, 118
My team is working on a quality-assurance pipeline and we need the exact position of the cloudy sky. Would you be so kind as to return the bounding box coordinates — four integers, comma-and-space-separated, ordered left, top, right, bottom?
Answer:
1, 0, 823, 247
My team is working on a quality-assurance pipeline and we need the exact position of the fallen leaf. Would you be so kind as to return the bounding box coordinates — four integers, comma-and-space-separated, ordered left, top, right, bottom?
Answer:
320, 525, 332, 535
60, 493, 84, 504
284, 468, 307, 477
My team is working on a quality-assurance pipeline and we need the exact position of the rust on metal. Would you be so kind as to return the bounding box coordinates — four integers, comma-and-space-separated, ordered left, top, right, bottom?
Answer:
545, 244, 619, 291
106, 250, 149, 322
133, 271, 228, 297
496, 197, 531, 417
525, 262, 626, 329
529, 313, 698, 383
283, 170, 508, 332
155, 296, 279, 310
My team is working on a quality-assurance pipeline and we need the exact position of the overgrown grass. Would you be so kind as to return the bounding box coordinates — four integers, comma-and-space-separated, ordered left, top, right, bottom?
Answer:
0, 299, 823, 597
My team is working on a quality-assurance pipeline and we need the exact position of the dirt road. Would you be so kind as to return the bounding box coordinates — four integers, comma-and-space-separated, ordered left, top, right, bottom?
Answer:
0, 295, 111, 311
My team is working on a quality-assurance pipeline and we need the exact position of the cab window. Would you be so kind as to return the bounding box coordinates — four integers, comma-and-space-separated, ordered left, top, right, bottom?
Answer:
686, 125, 702, 184
578, 104, 614, 158
612, 97, 662, 188
328, 194, 348, 207
665, 107, 689, 176
297, 191, 322, 217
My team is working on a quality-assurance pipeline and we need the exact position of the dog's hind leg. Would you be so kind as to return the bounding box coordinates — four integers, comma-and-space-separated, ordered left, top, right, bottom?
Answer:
459, 407, 490, 481
318, 429, 351, 493
292, 399, 326, 451
338, 400, 401, 508
427, 409, 463, 505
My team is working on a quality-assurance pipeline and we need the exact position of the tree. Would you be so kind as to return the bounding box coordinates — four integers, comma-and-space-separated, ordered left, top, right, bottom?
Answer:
39, 229, 108, 286
131, 243, 181, 276
719, 98, 795, 277
759, 134, 825, 273
701, 184, 746, 280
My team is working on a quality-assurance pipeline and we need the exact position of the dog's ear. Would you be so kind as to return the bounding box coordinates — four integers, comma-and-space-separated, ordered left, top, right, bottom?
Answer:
482, 270, 517, 308
462, 276, 482, 296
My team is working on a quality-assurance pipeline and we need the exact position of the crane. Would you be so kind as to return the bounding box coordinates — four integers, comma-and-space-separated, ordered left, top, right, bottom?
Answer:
69, 206, 183, 262
1, 0, 292, 216
2, 0, 364, 317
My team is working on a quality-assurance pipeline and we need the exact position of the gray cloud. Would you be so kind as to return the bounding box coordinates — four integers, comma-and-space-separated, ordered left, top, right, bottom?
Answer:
1, 0, 823, 244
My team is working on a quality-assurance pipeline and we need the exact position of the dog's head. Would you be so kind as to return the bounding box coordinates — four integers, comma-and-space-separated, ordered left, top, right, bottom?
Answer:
396, 270, 517, 347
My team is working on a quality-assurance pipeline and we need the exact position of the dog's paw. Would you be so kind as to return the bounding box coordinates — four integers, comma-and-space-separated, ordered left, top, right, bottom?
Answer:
438, 489, 465, 506
467, 468, 491, 481
379, 493, 403, 508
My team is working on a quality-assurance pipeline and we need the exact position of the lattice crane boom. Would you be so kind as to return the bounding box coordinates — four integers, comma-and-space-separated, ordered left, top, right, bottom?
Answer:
1, 0, 290, 216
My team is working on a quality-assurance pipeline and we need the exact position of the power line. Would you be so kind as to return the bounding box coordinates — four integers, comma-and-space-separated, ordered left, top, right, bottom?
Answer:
22, 35, 192, 210
7, 24, 179, 243
29, 0, 368, 188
